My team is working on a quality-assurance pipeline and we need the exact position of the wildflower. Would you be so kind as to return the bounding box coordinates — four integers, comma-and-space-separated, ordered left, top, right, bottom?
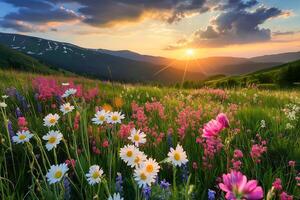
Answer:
142, 185, 151, 200
65, 159, 76, 168
0, 102, 7, 108
15, 107, 23, 118
280, 192, 293, 200
128, 128, 146, 147
181, 163, 189, 182
114, 97, 124, 108
167, 144, 188, 167
62, 88, 77, 98
160, 179, 171, 190
115, 172, 123, 193
102, 103, 113, 112
272, 178, 282, 191
260, 120, 266, 128
142, 158, 160, 176
131, 150, 147, 168
18, 117, 28, 130
46, 163, 69, 184
42, 130, 63, 151
63, 178, 71, 200
43, 113, 60, 127
86, 165, 104, 185
216, 113, 229, 128
288, 161, 296, 167
102, 140, 109, 148
120, 145, 139, 167
62, 82, 70, 86
219, 171, 263, 200
107, 111, 125, 124
202, 119, 224, 138
208, 189, 216, 200
134, 167, 155, 188
108, 193, 124, 200
12, 130, 33, 144
92, 110, 109, 125
60, 103, 75, 115
2, 95, 8, 99
7, 120, 15, 139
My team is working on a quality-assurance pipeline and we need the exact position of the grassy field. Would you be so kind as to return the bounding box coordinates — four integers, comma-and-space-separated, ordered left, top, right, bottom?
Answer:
0, 69, 299, 199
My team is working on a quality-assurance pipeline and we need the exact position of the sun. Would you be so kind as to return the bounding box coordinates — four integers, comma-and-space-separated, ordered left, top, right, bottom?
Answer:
185, 48, 195, 57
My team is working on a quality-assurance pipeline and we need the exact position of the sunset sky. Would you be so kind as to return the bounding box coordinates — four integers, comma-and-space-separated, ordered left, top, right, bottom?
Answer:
0, 0, 300, 59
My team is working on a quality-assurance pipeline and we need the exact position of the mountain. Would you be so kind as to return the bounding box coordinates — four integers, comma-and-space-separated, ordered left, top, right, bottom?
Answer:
0, 32, 205, 83
0, 44, 60, 74
250, 52, 300, 63
204, 59, 300, 87
99, 49, 300, 75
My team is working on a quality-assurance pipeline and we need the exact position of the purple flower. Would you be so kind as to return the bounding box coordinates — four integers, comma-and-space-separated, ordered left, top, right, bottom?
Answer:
115, 172, 123, 193
7, 120, 15, 140
142, 185, 151, 200
160, 179, 171, 190
208, 189, 216, 200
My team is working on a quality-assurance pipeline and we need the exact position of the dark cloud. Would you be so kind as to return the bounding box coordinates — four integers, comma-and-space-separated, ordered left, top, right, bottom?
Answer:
168, 0, 287, 48
0, 0, 211, 31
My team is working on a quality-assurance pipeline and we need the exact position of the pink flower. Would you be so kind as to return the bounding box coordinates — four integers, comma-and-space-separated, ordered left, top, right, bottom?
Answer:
280, 192, 293, 200
202, 119, 224, 138
216, 113, 229, 128
102, 140, 109, 148
272, 178, 282, 191
219, 171, 264, 200
65, 159, 76, 168
288, 161, 296, 167
233, 149, 243, 159
18, 117, 28, 129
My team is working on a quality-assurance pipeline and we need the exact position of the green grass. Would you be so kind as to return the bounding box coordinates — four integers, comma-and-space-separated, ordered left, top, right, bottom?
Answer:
0, 69, 299, 199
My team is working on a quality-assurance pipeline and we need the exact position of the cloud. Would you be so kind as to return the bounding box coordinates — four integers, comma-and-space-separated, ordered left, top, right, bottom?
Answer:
0, 0, 212, 31
0, 0, 84, 32
272, 31, 295, 36
167, 0, 289, 49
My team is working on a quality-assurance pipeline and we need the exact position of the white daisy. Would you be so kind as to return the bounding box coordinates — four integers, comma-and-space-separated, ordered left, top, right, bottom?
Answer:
61, 88, 77, 98
128, 128, 146, 147
130, 150, 147, 168
42, 130, 63, 151
141, 158, 160, 176
59, 103, 75, 115
107, 111, 125, 124
86, 165, 104, 185
12, 130, 34, 144
0, 102, 7, 108
1, 95, 8, 99
167, 144, 188, 167
46, 163, 68, 184
92, 110, 109, 125
108, 193, 124, 200
43, 113, 60, 127
134, 167, 155, 188
62, 82, 70, 86
119, 144, 137, 166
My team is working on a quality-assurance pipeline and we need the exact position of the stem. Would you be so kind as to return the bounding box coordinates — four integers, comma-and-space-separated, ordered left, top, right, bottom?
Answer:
173, 166, 177, 199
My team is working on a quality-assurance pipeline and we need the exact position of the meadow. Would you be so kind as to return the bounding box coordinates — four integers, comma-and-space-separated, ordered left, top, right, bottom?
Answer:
0, 69, 299, 200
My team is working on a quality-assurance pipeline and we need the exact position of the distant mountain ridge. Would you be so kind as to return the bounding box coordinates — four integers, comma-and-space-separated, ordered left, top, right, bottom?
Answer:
0, 32, 299, 83
0, 32, 205, 83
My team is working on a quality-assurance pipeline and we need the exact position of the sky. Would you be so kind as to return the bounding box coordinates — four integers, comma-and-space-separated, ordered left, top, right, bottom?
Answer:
0, 0, 299, 59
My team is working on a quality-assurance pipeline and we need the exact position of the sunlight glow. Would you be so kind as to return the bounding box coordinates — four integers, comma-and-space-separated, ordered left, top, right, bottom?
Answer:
185, 48, 195, 57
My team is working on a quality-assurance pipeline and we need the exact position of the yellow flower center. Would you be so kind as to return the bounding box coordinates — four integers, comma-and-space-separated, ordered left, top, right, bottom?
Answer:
140, 172, 147, 180
92, 171, 100, 179
133, 134, 140, 141
65, 106, 70, 111
146, 164, 154, 173
19, 134, 26, 140
54, 170, 62, 179
98, 115, 105, 121
49, 118, 56, 124
126, 150, 133, 157
174, 152, 181, 161
48, 136, 57, 144
134, 156, 140, 164
112, 115, 118, 121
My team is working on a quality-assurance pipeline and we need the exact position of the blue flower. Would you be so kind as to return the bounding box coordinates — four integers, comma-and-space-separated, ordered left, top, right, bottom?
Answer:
208, 189, 216, 200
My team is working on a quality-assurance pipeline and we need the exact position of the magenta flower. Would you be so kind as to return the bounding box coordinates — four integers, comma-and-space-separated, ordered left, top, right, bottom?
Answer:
219, 171, 264, 200
217, 113, 229, 128
202, 119, 224, 138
